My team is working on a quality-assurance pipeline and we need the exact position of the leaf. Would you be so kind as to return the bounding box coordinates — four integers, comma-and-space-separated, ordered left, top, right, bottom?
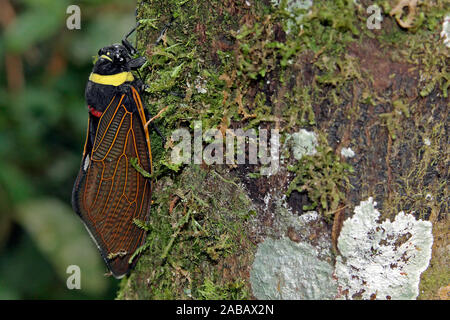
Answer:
171, 62, 185, 78
15, 198, 111, 295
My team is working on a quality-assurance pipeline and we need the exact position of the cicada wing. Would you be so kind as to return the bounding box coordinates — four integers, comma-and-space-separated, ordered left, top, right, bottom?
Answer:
72, 90, 152, 278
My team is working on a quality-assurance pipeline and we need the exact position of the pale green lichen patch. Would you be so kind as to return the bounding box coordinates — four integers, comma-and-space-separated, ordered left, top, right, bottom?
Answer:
286, 129, 318, 160
250, 237, 337, 300
248, 192, 336, 300
335, 198, 433, 300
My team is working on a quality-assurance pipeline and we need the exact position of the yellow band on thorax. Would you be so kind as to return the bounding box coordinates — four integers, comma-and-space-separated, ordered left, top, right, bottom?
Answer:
89, 72, 134, 86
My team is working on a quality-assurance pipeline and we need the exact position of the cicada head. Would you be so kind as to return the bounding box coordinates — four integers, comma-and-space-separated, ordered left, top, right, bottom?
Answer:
94, 44, 131, 75
94, 43, 146, 75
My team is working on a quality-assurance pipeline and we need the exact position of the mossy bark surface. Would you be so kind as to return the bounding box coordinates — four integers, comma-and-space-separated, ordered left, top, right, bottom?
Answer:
118, 0, 449, 300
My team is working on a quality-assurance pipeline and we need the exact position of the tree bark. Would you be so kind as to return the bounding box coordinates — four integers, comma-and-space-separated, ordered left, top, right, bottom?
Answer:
117, 0, 448, 300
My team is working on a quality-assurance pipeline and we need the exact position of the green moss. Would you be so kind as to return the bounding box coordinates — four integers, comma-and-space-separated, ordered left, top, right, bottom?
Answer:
118, 166, 254, 299
418, 217, 450, 300
286, 134, 354, 219
379, 99, 411, 140
198, 278, 250, 300
375, 1, 449, 98
283, 86, 316, 127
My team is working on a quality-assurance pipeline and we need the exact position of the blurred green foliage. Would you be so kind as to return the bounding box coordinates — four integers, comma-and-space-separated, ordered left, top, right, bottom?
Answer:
0, 0, 138, 299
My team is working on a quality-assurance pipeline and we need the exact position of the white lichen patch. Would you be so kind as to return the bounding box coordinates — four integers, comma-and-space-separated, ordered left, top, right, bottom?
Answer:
250, 237, 337, 300
340, 147, 355, 158
287, 129, 318, 160
263, 192, 272, 212
440, 15, 450, 48
335, 198, 433, 300
298, 210, 319, 224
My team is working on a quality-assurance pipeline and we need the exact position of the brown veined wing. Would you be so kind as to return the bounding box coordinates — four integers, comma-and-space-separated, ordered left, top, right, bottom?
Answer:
72, 86, 153, 278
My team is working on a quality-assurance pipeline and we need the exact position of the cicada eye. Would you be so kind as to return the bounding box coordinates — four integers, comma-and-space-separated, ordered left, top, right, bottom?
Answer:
114, 52, 126, 64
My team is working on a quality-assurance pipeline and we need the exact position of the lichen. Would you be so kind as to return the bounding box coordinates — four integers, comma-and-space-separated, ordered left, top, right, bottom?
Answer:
441, 15, 450, 48
340, 147, 355, 158
335, 198, 433, 300
250, 237, 337, 300
287, 129, 318, 160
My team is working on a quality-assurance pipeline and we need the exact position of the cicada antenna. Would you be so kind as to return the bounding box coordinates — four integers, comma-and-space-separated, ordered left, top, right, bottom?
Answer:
122, 7, 174, 56
122, 22, 139, 56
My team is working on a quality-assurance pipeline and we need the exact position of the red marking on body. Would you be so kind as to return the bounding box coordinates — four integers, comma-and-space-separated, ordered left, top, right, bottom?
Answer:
88, 105, 103, 118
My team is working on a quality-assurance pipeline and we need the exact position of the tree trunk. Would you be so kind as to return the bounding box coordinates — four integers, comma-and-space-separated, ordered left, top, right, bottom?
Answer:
117, 0, 448, 300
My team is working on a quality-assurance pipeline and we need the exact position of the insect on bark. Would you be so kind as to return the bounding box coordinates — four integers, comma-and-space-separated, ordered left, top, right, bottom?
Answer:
72, 23, 165, 278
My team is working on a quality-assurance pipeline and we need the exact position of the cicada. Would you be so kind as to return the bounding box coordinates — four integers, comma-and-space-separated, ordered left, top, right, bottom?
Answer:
72, 25, 159, 278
